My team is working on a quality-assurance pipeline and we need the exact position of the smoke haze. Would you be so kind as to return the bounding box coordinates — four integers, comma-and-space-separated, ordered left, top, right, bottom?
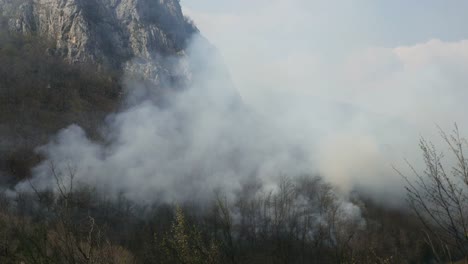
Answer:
14, 1, 468, 207
16, 35, 315, 203
183, 0, 468, 204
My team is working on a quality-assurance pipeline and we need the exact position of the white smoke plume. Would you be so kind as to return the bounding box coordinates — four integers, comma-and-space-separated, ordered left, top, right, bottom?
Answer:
182, 0, 468, 205
14, 1, 468, 208
15, 35, 314, 203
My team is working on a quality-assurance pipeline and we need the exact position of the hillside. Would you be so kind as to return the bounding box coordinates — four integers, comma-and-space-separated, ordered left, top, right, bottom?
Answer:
0, 1, 466, 263
0, 0, 197, 71
0, 0, 198, 182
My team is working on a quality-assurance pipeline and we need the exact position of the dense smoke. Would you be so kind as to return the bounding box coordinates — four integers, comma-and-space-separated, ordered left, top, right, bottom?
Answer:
183, 0, 468, 205
15, 35, 316, 204
13, 1, 468, 208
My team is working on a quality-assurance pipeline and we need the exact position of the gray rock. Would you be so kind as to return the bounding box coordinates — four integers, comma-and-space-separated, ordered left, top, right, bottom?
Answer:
0, 0, 197, 81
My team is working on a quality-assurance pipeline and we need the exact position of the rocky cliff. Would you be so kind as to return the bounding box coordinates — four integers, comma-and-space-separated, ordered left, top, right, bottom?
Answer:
0, 0, 208, 182
0, 0, 197, 82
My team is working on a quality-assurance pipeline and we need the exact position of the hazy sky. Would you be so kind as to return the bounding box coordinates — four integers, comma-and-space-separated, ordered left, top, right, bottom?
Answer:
180, 0, 468, 199
182, 0, 468, 100
19, 1, 468, 205
181, 0, 468, 66
183, 0, 468, 46
181, 0, 468, 127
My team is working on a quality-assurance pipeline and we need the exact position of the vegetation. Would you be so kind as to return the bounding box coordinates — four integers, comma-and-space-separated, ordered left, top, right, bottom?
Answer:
398, 125, 468, 263
0, 10, 467, 264
0, 28, 122, 182
0, 168, 438, 264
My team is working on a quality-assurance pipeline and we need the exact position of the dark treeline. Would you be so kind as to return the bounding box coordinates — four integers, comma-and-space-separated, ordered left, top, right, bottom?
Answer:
0, 172, 435, 264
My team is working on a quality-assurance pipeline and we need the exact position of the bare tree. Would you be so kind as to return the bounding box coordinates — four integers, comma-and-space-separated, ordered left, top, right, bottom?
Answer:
396, 125, 468, 262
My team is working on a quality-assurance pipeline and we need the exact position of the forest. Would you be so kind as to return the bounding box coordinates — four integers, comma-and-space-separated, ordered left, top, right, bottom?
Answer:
0, 8, 468, 264
1, 133, 468, 263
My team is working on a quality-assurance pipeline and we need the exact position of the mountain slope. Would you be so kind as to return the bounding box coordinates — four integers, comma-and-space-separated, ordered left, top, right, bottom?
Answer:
0, 0, 200, 182
0, 0, 197, 78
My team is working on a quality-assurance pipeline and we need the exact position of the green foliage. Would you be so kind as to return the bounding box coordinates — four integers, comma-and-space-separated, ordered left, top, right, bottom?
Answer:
156, 206, 220, 264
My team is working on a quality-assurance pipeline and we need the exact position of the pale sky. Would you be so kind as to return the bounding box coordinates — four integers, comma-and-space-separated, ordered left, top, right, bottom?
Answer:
181, 0, 468, 116
21, 1, 468, 203
179, 0, 468, 198
183, 0, 468, 46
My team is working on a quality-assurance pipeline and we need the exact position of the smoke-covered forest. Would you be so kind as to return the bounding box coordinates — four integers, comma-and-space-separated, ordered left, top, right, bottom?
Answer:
1, 0, 468, 263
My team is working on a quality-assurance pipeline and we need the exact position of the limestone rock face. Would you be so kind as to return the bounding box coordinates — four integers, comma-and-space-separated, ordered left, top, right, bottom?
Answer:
0, 0, 197, 81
